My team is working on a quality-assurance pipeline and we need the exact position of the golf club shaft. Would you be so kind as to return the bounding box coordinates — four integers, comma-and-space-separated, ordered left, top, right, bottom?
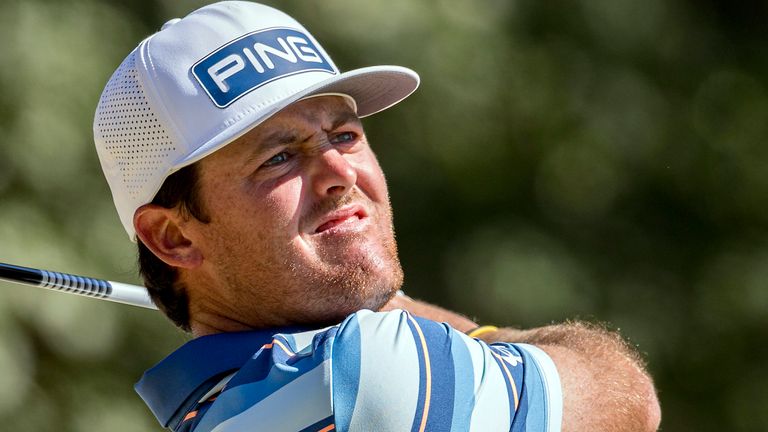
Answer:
0, 262, 156, 309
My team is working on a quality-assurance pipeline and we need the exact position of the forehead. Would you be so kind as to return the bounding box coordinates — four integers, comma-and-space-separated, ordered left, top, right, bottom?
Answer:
271, 94, 358, 125
246, 95, 357, 140
212, 95, 358, 159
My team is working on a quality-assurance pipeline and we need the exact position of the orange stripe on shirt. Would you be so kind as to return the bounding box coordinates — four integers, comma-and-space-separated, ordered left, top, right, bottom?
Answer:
262, 340, 295, 356
272, 339, 295, 356
407, 314, 432, 432
317, 424, 335, 432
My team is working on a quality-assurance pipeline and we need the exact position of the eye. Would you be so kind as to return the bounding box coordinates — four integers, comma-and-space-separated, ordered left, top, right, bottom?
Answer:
261, 151, 290, 168
330, 131, 357, 145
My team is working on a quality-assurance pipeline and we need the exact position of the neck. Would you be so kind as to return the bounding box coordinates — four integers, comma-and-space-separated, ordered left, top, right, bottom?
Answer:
180, 270, 263, 337
189, 311, 257, 337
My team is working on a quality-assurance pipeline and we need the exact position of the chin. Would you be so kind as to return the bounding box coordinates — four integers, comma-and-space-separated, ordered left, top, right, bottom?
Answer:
299, 265, 402, 325
284, 228, 404, 324
353, 284, 399, 312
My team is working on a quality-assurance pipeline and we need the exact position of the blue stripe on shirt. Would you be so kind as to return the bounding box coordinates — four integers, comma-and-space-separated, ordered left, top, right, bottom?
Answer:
411, 317, 456, 432
330, 313, 362, 432
513, 343, 563, 432
342, 310, 420, 431
197, 361, 333, 431
448, 330, 475, 431
192, 330, 333, 431
489, 346, 518, 424
297, 415, 334, 432
405, 314, 430, 432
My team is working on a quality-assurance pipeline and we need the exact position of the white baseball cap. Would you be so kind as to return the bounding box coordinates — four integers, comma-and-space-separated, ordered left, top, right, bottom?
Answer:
93, 1, 419, 240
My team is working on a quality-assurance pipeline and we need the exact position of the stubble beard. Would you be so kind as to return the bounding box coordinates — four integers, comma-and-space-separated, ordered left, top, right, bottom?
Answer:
214, 202, 404, 328
284, 207, 405, 325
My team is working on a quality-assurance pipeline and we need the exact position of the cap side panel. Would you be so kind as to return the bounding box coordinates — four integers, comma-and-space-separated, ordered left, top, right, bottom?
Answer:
93, 50, 178, 239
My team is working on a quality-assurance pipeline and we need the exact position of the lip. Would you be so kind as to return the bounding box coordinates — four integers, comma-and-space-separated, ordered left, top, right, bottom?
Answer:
313, 204, 368, 234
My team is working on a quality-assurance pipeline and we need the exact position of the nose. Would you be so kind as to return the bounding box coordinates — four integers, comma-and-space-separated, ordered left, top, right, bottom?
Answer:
309, 148, 357, 197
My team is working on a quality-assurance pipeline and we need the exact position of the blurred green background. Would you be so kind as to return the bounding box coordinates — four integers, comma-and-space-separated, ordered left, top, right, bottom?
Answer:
1, 0, 766, 430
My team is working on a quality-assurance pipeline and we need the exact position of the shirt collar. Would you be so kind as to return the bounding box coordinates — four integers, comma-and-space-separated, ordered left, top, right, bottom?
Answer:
135, 326, 309, 427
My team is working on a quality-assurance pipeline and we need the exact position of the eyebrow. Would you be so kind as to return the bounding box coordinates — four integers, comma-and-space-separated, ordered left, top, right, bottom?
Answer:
238, 129, 298, 171
325, 110, 361, 132
239, 109, 362, 170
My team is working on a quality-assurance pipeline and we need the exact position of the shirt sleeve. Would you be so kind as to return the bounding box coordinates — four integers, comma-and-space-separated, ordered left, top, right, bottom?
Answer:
330, 310, 563, 432
182, 310, 562, 432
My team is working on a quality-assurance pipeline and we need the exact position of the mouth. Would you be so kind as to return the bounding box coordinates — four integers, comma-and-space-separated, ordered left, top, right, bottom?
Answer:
314, 205, 368, 234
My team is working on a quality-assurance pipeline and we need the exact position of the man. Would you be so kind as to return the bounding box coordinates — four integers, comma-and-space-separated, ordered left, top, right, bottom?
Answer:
94, 2, 660, 431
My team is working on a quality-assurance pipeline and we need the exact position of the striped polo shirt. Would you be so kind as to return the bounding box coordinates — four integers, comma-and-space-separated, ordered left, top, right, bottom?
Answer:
136, 310, 562, 431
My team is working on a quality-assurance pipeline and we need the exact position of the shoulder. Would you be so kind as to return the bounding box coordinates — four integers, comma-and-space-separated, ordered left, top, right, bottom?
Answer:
331, 310, 562, 432
164, 310, 562, 431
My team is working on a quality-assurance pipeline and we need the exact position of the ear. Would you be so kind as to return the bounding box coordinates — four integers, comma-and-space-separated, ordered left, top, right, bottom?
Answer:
134, 204, 203, 269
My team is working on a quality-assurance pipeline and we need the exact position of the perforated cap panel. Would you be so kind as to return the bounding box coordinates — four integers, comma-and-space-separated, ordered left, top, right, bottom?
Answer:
94, 54, 176, 200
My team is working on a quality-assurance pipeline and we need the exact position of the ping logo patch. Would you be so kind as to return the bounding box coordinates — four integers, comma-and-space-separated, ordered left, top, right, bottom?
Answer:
192, 27, 336, 108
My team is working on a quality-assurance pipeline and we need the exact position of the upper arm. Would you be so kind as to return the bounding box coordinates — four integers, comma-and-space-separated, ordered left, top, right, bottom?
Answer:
479, 323, 661, 432
330, 310, 563, 432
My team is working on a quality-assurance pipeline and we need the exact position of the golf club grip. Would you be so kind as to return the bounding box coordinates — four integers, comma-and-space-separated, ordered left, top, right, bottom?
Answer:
0, 262, 157, 309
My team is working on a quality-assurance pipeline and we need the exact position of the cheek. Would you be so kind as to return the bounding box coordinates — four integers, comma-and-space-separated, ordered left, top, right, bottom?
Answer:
202, 174, 304, 239
249, 177, 306, 233
353, 153, 390, 203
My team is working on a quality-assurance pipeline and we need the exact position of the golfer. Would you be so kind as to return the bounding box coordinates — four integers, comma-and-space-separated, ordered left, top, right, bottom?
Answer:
93, 2, 660, 430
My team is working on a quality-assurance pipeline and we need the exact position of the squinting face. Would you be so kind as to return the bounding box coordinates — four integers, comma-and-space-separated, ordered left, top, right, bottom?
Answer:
183, 96, 403, 329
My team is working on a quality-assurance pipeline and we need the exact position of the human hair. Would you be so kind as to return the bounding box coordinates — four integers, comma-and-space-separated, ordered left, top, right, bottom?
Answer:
137, 163, 210, 331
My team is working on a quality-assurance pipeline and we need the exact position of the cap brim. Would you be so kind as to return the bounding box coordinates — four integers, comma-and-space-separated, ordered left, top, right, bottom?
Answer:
309, 65, 420, 118
174, 65, 419, 170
